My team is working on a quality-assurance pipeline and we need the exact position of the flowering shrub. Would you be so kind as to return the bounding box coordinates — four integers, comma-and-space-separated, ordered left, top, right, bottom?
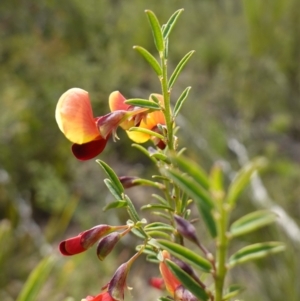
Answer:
55, 9, 284, 301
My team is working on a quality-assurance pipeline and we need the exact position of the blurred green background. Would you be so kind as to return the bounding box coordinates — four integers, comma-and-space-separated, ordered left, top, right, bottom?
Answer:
1, 0, 300, 300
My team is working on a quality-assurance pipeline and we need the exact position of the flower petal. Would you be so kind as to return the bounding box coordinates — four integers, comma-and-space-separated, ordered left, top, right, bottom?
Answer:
72, 138, 108, 160
59, 235, 86, 256
56, 88, 100, 144
159, 250, 181, 296
109, 91, 130, 112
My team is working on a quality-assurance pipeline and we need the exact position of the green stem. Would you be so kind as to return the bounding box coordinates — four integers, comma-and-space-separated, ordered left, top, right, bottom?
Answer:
215, 201, 229, 301
160, 52, 173, 151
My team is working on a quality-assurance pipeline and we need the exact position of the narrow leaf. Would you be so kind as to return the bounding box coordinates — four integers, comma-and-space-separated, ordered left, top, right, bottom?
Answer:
165, 259, 208, 300
16, 256, 55, 301
104, 179, 122, 200
226, 157, 267, 206
230, 210, 277, 237
173, 87, 191, 118
146, 230, 171, 239
133, 46, 162, 76
145, 10, 164, 52
171, 155, 209, 189
141, 204, 174, 212
196, 202, 217, 238
169, 50, 195, 89
103, 200, 127, 211
129, 127, 164, 140
164, 169, 213, 209
157, 240, 212, 273
97, 160, 124, 196
131, 144, 157, 163
144, 222, 175, 232
229, 242, 285, 268
125, 98, 160, 110
163, 9, 184, 39
223, 284, 244, 300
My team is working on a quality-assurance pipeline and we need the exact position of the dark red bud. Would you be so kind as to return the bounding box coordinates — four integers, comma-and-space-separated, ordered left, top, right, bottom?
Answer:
174, 215, 199, 245
119, 176, 139, 189
97, 232, 121, 261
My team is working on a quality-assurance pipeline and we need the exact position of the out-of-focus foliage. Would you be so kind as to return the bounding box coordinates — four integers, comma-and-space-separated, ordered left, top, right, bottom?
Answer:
0, 0, 299, 300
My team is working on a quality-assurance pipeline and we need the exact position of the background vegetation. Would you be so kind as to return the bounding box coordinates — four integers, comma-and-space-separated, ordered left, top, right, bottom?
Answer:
0, 0, 299, 300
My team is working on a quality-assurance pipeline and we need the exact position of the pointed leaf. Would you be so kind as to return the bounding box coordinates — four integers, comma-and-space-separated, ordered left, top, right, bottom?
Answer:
169, 50, 195, 89
125, 98, 160, 110
129, 127, 164, 140
223, 284, 244, 300
226, 157, 267, 206
145, 10, 164, 52
133, 46, 162, 76
165, 259, 208, 300
104, 179, 122, 200
229, 242, 285, 268
157, 240, 212, 273
141, 204, 174, 212
103, 200, 127, 211
196, 202, 217, 238
131, 144, 157, 163
145, 222, 175, 232
230, 210, 277, 237
97, 160, 124, 196
163, 9, 184, 39
146, 230, 171, 239
164, 168, 213, 209
173, 87, 191, 118
16, 256, 55, 301
172, 155, 209, 189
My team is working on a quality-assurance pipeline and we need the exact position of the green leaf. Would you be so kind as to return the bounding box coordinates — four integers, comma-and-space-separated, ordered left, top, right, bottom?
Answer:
104, 179, 122, 200
125, 98, 160, 110
229, 242, 285, 268
226, 157, 267, 206
158, 297, 173, 301
157, 240, 212, 273
129, 127, 164, 140
196, 202, 217, 238
141, 203, 174, 212
165, 259, 208, 300
164, 168, 213, 209
163, 9, 184, 39
146, 230, 171, 239
16, 256, 55, 301
144, 222, 175, 232
132, 178, 165, 189
223, 284, 244, 300
152, 193, 169, 205
169, 50, 195, 89
209, 163, 224, 194
103, 200, 127, 211
131, 144, 157, 163
97, 160, 124, 197
173, 86, 191, 118
133, 46, 162, 76
124, 195, 141, 223
150, 152, 170, 163
230, 210, 277, 237
145, 10, 164, 52
171, 155, 209, 189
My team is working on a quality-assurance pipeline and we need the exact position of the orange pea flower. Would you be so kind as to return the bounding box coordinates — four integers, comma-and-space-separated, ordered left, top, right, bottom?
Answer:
56, 88, 146, 160
109, 92, 166, 148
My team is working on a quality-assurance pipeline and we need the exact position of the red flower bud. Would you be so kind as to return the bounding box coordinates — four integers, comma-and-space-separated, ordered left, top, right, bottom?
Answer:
119, 176, 139, 189
174, 215, 200, 246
